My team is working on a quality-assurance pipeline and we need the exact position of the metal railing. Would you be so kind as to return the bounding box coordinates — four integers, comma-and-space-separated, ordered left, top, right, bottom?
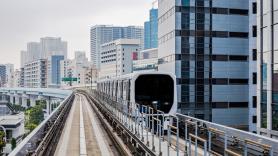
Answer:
91, 90, 278, 156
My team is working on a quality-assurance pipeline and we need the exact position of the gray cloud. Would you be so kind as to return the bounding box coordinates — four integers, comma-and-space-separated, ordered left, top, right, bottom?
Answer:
0, 0, 151, 68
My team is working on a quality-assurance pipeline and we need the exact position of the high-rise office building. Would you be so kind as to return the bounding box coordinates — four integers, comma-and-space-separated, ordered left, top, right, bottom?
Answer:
20, 51, 27, 68
90, 25, 144, 69
47, 55, 64, 88
0, 65, 6, 87
144, 8, 158, 49
21, 37, 67, 65
27, 42, 42, 63
158, 0, 250, 127
40, 37, 67, 59
144, 21, 151, 49
257, 0, 278, 138
20, 37, 67, 88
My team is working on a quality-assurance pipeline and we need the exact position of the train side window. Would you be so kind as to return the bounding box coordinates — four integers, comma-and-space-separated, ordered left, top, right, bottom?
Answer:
127, 80, 131, 101
115, 81, 118, 98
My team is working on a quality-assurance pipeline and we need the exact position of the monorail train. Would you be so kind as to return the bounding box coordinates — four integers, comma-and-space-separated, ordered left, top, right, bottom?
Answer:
97, 72, 177, 116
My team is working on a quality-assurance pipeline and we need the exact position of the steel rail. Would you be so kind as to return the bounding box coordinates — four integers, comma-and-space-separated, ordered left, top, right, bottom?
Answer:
82, 90, 156, 156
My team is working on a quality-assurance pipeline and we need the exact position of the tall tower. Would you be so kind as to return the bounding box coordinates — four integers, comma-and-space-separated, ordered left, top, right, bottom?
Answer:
158, 0, 250, 127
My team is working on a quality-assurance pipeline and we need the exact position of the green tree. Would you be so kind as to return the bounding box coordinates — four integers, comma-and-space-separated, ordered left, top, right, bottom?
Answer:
0, 131, 6, 153
29, 104, 44, 125
11, 138, 16, 150
25, 103, 44, 132
13, 105, 25, 112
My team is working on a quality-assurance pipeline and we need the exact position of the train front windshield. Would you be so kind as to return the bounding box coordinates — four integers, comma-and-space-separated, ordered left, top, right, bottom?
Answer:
135, 74, 174, 113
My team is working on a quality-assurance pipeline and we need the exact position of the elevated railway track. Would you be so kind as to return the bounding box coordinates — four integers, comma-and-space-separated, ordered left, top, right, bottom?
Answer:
9, 89, 278, 156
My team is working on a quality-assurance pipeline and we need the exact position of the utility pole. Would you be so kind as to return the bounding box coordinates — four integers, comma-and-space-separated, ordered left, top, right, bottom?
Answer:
90, 67, 93, 90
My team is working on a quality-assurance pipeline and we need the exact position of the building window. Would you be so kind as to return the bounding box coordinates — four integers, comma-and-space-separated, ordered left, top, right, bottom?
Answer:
261, 102, 267, 128
253, 116, 257, 123
229, 102, 248, 108
252, 2, 257, 14
253, 49, 257, 61
272, 104, 278, 130
253, 96, 257, 108
253, 73, 257, 84
252, 26, 257, 37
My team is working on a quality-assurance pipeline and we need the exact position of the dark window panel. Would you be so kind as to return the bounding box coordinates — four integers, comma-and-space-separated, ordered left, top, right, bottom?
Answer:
229, 79, 249, 84
252, 2, 257, 14
229, 55, 248, 61
229, 32, 249, 38
253, 49, 257, 61
253, 96, 257, 108
253, 116, 257, 123
229, 9, 249, 15
253, 25, 257, 37
229, 102, 248, 108
253, 73, 257, 84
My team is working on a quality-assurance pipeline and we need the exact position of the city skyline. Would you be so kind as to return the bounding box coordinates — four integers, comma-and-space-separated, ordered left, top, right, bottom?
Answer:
0, 0, 151, 68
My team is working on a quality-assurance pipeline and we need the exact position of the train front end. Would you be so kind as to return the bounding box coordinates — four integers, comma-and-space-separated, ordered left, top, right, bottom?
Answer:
134, 73, 177, 115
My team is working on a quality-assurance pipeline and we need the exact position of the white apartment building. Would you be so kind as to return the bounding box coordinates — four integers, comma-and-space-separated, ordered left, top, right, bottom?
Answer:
4, 69, 21, 88
24, 59, 47, 88
60, 51, 96, 87
99, 39, 140, 79
90, 25, 144, 69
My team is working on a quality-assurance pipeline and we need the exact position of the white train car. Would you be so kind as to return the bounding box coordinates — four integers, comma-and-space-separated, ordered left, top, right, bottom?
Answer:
97, 72, 177, 116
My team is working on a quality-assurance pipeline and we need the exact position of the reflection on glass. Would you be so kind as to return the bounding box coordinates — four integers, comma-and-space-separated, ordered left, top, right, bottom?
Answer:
261, 101, 267, 128
262, 63, 268, 90
272, 104, 278, 130
274, 65, 278, 103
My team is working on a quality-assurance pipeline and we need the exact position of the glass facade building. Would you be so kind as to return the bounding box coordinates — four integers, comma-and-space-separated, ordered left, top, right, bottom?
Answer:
144, 21, 151, 49
0, 65, 6, 87
50, 55, 64, 87
158, 0, 250, 126
144, 9, 158, 49
258, 0, 278, 137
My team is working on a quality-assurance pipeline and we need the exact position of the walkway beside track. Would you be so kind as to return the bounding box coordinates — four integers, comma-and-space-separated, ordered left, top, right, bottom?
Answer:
54, 94, 117, 156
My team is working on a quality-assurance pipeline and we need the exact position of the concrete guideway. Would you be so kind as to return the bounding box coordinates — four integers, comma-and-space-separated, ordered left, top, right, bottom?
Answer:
54, 94, 119, 156
10, 90, 278, 156
88, 91, 206, 156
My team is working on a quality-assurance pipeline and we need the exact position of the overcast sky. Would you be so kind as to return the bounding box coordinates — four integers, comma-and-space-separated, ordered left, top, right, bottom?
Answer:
0, 0, 151, 68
